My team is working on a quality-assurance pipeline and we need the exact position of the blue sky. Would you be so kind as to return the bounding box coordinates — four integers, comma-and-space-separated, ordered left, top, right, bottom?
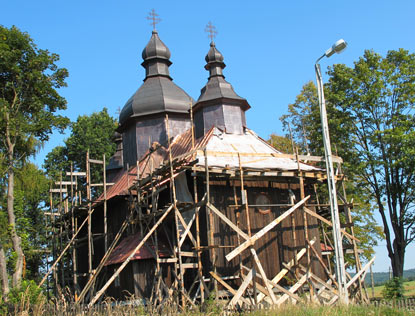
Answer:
2, 0, 415, 272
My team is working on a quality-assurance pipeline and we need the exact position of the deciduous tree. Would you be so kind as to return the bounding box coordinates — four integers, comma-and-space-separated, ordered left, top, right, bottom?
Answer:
0, 25, 69, 291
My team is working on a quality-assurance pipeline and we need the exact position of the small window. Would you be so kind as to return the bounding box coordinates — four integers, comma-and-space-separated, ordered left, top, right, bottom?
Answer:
255, 193, 271, 215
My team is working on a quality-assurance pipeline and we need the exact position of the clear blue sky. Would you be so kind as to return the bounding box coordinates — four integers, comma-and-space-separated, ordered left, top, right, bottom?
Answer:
2, 0, 415, 272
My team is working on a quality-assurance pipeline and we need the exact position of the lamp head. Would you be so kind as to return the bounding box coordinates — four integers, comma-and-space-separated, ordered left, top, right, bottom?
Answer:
325, 39, 347, 58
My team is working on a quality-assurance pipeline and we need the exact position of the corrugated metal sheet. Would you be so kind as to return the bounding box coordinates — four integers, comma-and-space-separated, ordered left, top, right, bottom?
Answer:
104, 232, 171, 266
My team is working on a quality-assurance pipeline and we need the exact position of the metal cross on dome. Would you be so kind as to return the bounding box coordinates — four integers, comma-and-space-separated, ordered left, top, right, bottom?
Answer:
147, 9, 161, 30
205, 21, 217, 42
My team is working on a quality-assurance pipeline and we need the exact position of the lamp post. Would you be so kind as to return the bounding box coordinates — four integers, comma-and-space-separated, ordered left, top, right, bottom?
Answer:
315, 39, 348, 304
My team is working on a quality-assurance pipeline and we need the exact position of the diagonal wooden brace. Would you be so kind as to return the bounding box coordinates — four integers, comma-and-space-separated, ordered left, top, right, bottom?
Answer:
226, 196, 310, 262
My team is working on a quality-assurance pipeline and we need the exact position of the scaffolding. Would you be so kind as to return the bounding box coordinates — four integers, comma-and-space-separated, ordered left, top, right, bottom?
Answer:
41, 133, 374, 310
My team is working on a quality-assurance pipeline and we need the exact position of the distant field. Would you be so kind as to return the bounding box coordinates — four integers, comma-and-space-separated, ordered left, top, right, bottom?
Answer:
370, 280, 415, 298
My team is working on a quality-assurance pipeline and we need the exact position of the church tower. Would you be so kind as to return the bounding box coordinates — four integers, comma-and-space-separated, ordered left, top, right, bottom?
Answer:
193, 28, 250, 139
117, 28, 193, 168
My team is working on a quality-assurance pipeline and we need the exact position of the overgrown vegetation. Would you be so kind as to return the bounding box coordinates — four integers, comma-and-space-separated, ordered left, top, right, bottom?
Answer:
1, 300, 415, 316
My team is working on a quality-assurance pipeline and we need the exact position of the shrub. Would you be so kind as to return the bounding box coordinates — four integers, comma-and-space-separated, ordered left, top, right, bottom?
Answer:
382, 277, 404, 299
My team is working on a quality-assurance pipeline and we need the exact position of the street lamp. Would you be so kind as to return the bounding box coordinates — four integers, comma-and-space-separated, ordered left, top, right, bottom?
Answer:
315, 39, 348, 304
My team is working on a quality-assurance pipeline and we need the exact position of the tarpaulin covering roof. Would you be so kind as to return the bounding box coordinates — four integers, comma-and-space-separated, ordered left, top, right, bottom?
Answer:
104, 232, 172, 266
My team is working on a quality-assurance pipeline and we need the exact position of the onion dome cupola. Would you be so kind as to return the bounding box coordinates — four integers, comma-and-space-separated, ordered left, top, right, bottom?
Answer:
117, 16, 194, 168
193, 27, 250, 139
119, 30, 194, 126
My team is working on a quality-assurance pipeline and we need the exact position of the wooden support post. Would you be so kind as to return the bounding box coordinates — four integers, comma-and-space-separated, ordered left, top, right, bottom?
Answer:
70, 163, 78, 297
86, 151, 92, 278
88, 204, 174, 307
76, 208, 132, 303
166, 114, 185, 307
39, 210, 94, 287
193, 166, 205, 303
103, 154, 108, 253
204, 148, 218, 298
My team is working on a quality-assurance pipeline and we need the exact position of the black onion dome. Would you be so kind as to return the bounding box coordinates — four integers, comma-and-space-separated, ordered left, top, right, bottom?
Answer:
142, 30, 171, 61
119, 31, 194, 126
195, 41, 249, 108
205, 41, 224, 64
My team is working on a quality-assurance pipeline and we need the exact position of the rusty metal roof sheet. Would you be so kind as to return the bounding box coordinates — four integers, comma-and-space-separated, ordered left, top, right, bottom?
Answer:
104, 232, 171, 266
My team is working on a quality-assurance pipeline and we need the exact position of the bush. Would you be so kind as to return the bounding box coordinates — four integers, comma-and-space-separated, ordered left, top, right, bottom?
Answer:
382, 277, 404, 299
7, 279, 45, 306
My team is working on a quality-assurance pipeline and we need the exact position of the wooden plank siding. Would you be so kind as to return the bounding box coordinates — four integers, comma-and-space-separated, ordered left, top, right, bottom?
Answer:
200, 179, 325, 290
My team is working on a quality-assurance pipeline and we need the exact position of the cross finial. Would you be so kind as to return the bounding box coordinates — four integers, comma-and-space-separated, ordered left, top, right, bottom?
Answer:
147, 9, 161, 30
205, 21, 217, 42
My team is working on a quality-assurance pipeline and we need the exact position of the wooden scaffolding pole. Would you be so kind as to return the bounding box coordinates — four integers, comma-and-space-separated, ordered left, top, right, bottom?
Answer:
88, 204, 174, 307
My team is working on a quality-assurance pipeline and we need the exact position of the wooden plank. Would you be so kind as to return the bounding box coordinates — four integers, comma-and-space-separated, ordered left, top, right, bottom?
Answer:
307, 239, 338, 287
89, 159, 104, 164
66, 171, 86, 176
39, 210, 92, 287
55, 181, 76, 185
256, 238, 316, 303
250, 248, 277, 304
209, 272, 250, 305
226, 196, 310, 261
49, 189, 67, 193
275, 273, 308, 306
346, 257, 375, 289
207, 203, 249, 240
229, 268, 254, 308
242, 265, 301, 303
157, 258, 177, 263
88, 204, 174, 307
182, 263, 198, 269
197, 150, 343, 163
303, 207, 359, 242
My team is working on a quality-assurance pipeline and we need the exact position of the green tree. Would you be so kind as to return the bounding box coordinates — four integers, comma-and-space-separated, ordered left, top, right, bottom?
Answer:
280, 80, 383, 264
0, 25, 69, 293
326, 49, 415, 277
44, 108, 118, 198
267, 134, 295, 154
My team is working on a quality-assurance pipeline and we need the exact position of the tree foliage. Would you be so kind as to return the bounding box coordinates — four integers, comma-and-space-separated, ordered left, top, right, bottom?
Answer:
280, 82, 382, 264
44, 108, 118, 198
0, 25, 69, 292
326, 49, 415, 277
281, 49, 415, 277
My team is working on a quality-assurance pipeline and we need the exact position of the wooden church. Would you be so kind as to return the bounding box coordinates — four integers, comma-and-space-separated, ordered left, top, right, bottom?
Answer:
47, 19, 366, 309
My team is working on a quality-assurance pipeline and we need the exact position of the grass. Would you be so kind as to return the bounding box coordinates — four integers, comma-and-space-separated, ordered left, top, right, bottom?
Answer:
2, 299, 415, 316
371, 280, 415, 298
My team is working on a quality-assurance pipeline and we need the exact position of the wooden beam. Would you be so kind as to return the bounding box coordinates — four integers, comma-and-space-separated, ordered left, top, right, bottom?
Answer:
66, 171, 86, 176
88, 204, 174, 307
256, 238, 316, 303
275, 273, 308, 306
250, 248, 277, 304
197, 150, 343, 163
38, 210, 92, 287
303, 207, 359, 242
346, 257, 375, 289
209, 272, 251, 305
226, 196, 310, 261
229, 268, 254, 308
207, 203, 249, 240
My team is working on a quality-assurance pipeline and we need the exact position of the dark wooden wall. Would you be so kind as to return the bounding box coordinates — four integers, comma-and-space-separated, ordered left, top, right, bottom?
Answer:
198, 179, 325, 289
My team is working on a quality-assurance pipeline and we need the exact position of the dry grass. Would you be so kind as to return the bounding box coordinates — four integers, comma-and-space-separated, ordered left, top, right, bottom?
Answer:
2, 298, 415, 316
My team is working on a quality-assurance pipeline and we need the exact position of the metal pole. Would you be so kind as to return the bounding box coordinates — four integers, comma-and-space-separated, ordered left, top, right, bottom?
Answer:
315, 60, 348, 304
